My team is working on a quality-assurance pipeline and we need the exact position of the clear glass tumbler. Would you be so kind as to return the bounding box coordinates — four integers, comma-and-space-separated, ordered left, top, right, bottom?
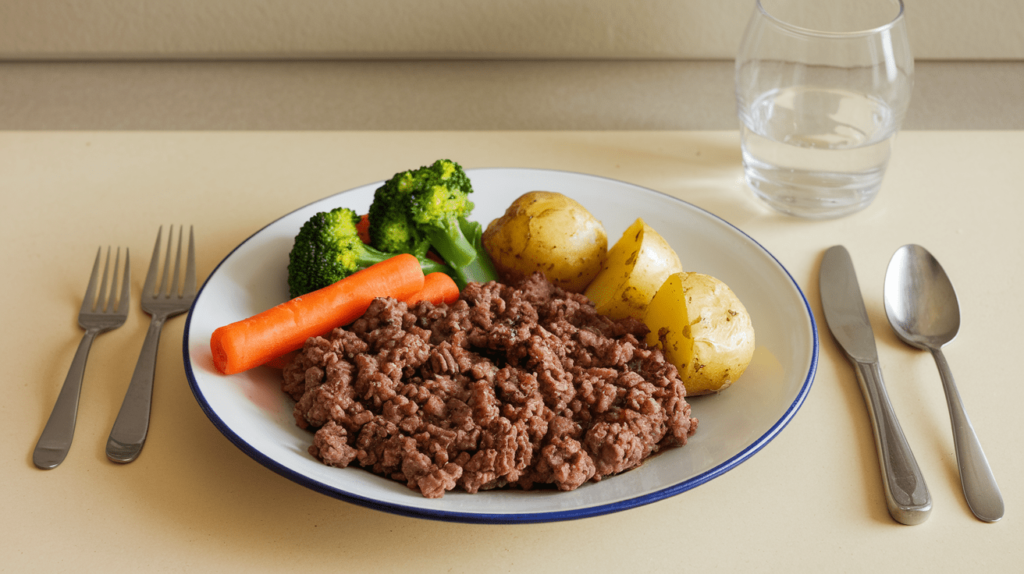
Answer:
735, 0, 913, 218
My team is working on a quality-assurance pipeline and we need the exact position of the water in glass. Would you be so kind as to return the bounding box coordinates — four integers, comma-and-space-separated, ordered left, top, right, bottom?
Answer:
740, 85, 899, 218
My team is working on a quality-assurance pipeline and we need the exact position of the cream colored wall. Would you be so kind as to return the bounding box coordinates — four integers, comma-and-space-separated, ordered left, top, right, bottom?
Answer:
1, 0, 1022, 60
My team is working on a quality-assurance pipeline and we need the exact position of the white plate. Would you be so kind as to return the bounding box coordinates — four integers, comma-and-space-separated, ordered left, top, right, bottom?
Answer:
184, 168, 818, 523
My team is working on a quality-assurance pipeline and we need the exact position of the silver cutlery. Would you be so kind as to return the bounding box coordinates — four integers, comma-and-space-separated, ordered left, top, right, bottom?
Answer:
884, 244, 1004, 522
34, 247, 131, 469
819, 245, 931, 525
106, 226, 196, 463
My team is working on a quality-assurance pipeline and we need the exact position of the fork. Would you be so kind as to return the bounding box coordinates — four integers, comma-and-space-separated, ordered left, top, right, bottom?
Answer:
106, 225, 196, 463
34, 247, 131, 469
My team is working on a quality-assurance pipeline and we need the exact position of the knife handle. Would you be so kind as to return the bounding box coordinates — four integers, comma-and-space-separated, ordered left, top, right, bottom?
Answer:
854, 360, 932, 525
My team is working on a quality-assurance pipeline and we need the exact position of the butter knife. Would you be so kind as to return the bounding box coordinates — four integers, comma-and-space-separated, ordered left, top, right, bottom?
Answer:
819, 245, 931, 525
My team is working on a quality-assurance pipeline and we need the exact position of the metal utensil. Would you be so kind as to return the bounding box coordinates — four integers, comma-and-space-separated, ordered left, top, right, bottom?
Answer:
34, 247, 131, 469
106, 226, 196, 463
819, 245, 931, 525
884, 244, 1004, 522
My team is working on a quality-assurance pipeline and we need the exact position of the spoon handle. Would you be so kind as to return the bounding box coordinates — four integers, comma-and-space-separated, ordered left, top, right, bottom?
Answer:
931, 348, 1004, 522
854, 360, 932, 525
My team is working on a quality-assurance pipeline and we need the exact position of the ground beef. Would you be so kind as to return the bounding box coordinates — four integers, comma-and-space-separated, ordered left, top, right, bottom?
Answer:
281, 273, 697, 498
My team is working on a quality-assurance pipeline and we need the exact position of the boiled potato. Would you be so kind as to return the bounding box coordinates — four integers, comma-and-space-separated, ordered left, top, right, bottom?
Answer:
583, 218, 683, 320
482, 191, 607, 292
644, 272, 755, 396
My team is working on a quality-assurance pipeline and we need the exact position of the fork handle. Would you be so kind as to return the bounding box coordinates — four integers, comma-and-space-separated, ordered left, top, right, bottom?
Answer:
106, 314, 166, 463
34, 329, 100, 469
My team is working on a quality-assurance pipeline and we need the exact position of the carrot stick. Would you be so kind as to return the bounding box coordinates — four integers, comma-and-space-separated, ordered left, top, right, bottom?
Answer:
262, 273, 460, 371
356, 213, 371, 244
210, 253, 424, 375
425, 250, 445, 265
404, 272, 460, 306
262, 272, 461, 371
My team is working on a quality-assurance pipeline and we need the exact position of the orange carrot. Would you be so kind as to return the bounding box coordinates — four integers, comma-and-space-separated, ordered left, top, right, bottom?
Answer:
356, 213, 371, 244
261, 272, 460, 371
404, 272, 460, 306
426, 250, 445, 265
210, 253, 424, 375
263, 272, 461, 370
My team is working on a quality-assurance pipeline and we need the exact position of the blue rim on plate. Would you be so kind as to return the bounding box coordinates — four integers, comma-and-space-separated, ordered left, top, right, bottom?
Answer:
184, 168, 818, 524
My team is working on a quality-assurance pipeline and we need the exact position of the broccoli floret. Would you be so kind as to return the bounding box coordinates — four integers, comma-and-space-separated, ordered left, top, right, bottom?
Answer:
368, 159, 479, 268
287, 206, 450, 298
367, 170, 432, 257
450, 218, 499, 290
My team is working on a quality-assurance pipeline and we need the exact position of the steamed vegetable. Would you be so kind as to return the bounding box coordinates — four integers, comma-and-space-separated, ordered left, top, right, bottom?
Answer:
368, 159, 479, 268
355, 213, 371, 244
211, 254, 425, 375
583, 218, 683, 320
644, 272, 755, 396
450, 217, 500, 289
482, 191, 608, 293
286, 206, 449, 298
404, 271, 460, 306
261, 270, 459, 371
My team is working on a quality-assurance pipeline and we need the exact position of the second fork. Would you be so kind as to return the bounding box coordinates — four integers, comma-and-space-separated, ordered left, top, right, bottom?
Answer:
106, 225, 196, 463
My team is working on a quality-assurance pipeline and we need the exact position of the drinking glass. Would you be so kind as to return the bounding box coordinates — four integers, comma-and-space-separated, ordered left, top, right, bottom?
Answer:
735, 0, 913, 218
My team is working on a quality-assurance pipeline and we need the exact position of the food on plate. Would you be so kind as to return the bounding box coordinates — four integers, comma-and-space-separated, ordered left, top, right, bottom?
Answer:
482, 191, 608, 293
583, 218, 683, 320
644, 272, 755, 396
211, 254, 425, 375
402, 271, 460, 306
206, 161, 768, 502
355, 213, 371, 244
287, 206, 450, 298
448, 216, 500, 290
282, 273, 697, 498
368, 160, 498, 284
262, 272, 458, 371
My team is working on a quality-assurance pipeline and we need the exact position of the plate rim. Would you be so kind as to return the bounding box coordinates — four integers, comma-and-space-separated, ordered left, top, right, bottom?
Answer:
183, 167, 819, 524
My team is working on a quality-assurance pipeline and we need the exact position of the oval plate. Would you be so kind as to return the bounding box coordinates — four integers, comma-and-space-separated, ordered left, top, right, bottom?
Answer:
184, 168, 818, 523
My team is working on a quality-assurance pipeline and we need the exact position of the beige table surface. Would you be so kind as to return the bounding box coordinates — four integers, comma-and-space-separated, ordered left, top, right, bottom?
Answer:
2, 130, 1021, 572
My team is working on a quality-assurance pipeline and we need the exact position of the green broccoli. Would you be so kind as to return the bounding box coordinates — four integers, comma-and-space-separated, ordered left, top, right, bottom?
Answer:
366, 170, 431, 258
450, 218, 499, 290
287, 206, 451, 298
368, 159, 479, 269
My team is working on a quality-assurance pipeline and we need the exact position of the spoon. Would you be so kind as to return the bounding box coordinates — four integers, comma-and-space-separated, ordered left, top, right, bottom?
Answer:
883, 244, 1004, 522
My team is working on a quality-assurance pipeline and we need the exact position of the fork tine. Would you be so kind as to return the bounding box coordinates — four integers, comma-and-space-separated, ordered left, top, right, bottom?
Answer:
117, 248, 132, 315
161, 225, 174, 297
104, 247, 121, 312
80, 247, 103, 314
170, 225, 183, 298
95, 247, 112, 312
183, 226, 197, 298
143, 226, 162, 298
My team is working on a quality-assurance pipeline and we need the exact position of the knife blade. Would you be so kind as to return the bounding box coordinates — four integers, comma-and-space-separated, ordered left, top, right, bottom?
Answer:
820, 245, 932, 525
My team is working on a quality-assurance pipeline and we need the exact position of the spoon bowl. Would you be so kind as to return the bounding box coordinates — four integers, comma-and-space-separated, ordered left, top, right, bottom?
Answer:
884, 245, 960, 350
884, 244, 1003, 523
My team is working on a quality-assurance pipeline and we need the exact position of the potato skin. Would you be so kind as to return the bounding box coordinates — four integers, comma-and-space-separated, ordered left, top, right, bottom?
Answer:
583, 218, 684, 320
482, 191, 607, 293
644, 272, 755, 396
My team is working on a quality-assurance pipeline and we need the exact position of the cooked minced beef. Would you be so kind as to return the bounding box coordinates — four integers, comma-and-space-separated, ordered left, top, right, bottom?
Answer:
281, 273, 697, 498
